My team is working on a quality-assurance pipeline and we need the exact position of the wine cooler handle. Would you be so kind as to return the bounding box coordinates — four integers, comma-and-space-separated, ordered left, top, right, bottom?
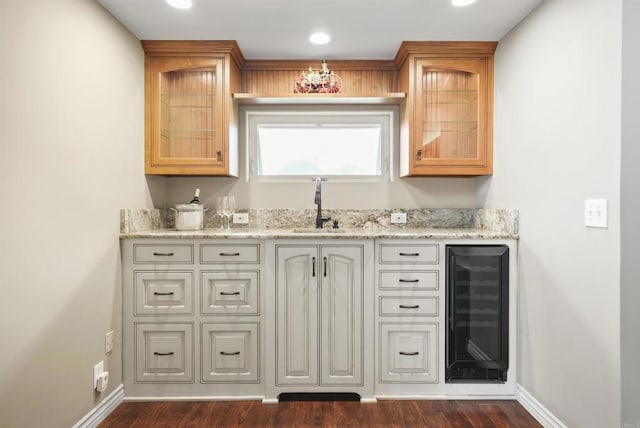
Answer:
449, 254, 455, 331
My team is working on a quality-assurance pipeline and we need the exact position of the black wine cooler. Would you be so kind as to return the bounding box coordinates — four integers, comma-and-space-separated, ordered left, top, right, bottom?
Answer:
446, 245, 509, 383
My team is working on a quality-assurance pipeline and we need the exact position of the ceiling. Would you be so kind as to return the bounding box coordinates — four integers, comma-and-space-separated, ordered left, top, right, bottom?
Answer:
97, 0, 542, 60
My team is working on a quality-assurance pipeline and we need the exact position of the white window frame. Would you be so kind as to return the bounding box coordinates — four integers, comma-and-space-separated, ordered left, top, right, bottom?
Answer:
244, 106, 394, 182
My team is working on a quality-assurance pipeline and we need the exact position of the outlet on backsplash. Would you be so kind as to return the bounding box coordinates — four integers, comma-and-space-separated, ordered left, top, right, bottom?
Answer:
390, 212, 407, 224
233, 212, 249, 224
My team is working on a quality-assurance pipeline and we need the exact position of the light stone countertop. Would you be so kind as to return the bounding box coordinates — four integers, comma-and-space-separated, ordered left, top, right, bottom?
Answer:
119, 207, 519, 240
119, 227, 518, 240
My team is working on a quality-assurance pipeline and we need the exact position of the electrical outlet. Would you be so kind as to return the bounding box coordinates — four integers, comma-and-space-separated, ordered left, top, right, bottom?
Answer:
105, 330, 114, 354
390, 212, 407, 224
233, 213, 249, 224
93, 360, 109, 392
93, 361, 104, 388
585, 199, 608, 228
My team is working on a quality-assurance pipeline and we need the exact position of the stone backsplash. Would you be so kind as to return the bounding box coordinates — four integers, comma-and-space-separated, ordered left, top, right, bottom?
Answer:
121, 207, 518, 235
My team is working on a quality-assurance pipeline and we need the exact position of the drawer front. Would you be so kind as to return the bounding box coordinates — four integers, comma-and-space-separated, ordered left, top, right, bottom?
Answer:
379, 244, 439, 265
201, 271, 259, 315
135, 323, 193, 383
134, 271, 194, 316
379, 323, 438, 383
379, 297, 439, 317
133, 244, 194, 264
200, 244, 260, 264
379, 270, 439, 291
202, 323, 259, 383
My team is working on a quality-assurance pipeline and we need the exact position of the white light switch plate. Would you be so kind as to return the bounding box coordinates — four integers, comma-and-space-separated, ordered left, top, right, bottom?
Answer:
105, 330, 114, 354
585, 199, 608, 228
390, 212, 407, 224
233, 213, 249, 224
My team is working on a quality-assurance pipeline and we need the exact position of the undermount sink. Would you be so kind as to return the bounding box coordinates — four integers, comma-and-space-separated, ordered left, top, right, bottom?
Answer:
291, 228, 347, 234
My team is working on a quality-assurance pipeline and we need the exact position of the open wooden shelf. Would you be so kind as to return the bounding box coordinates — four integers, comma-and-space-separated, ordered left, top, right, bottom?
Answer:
233, 92, 406, 105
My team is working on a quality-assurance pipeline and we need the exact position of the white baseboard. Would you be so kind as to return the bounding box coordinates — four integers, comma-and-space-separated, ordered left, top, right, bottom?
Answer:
73, 384, 124, 428
515, 384, 566, 428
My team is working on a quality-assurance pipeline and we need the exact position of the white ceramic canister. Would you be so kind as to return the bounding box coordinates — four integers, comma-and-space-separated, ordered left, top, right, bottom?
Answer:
171, 204, 206, 230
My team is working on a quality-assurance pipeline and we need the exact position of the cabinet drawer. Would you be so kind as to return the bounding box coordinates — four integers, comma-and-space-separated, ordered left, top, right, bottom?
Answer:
202, 323, 259, 383
378, 244, 438, 264
379, 323, 438, 383
200, 244, 260, 264
201, 271, 259, 315
135, 323, 193, 383
379, 297, 439, 317
134, 271, 194, 316
133, 244, 194, 264
379, 270, 439, 291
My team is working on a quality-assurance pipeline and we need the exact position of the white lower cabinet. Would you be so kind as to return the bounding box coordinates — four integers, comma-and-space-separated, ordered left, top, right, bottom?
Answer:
379, 323, 438, 383
122, 239, 264, 398
375, 240, 443, 395
135, 323, 194, 383
266, 241, 374, 401
123, 237, 516, 400
201, 323, 259, 383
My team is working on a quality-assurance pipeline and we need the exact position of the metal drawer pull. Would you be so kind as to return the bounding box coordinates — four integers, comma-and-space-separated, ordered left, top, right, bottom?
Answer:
219, 252, 241, 256
153, 252, 174, 256
220, 351, 241, 356
399, 252, 420, 256
153, 351, 175, 356
323, 257, 327, 277
399, 279, 419, 283
220, 291, 241, 296
153, 292, 175, 296
312, 257, 316, 277
399, 304, 420, 309
399, 351, 420, 356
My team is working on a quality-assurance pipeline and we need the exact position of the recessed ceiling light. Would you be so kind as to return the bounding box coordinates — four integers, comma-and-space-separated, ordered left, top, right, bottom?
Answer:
451, 0, 477, 6
166, 0, 192, 9
309, 32, 331, 45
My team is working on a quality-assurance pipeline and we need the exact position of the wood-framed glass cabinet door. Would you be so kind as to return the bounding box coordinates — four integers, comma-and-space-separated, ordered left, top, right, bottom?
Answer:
411, 57, 493, 175
146, 56, 227, 175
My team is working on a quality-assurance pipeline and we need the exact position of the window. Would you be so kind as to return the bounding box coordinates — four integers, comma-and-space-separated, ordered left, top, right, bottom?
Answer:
245, 107, 394, 181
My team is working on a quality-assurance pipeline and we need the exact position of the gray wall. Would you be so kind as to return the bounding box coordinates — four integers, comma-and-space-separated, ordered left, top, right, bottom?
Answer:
478, 0, 622, 426
621, 0, 640, 425
0, 0, 157, 426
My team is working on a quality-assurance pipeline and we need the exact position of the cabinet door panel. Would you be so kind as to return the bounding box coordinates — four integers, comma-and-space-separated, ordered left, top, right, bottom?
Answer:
150, 57, 224, 169
320, 246, 363, 386
202, 323, 259, 383
379, 323, 438, 383
134, 271, 193, 316
276, 247, 319, 385
414, 59, 488, 168
201, 271, 259, 315
135, 323, 193, 383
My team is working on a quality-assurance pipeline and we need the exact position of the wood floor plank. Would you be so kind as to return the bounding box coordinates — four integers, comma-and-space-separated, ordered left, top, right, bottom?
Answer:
99, 399, 542, 428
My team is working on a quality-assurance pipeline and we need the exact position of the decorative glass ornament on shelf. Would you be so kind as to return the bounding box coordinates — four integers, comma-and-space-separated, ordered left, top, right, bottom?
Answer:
294, 60, 342, 94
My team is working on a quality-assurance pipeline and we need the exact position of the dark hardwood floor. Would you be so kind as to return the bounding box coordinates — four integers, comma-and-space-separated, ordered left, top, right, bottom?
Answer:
99, 399, 542, 427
